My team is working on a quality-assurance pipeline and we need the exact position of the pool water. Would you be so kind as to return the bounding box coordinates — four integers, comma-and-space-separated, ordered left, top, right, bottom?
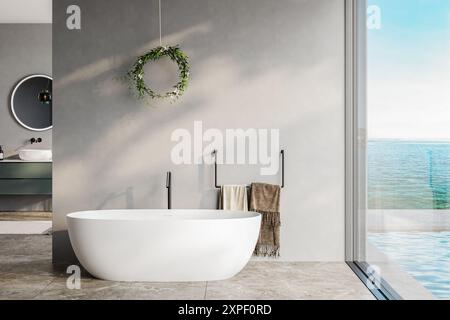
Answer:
369, 232, 450, 299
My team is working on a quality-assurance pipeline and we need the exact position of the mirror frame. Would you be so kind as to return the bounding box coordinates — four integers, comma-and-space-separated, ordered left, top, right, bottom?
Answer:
10, 74, 53, 132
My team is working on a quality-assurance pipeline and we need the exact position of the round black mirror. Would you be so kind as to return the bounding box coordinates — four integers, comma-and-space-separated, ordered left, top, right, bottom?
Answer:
10, 75, 52, 131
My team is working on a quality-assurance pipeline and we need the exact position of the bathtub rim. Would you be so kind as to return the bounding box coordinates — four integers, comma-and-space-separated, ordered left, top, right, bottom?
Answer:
66, 209, 260, 222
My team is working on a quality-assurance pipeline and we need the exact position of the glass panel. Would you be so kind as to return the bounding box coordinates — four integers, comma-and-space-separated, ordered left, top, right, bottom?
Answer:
358, 0, 450, 300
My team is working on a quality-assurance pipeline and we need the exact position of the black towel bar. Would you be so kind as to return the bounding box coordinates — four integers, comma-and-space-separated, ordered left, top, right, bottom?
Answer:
213, 149, 285, 189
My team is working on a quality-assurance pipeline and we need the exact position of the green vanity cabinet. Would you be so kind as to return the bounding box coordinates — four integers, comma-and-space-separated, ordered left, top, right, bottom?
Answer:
0, 162, 52, 195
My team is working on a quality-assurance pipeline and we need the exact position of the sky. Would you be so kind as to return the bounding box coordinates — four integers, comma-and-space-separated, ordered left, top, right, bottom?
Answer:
368, 0, 450, 140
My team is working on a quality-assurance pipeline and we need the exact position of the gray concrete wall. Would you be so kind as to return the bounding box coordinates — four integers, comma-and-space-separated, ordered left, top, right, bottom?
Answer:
53, 0, 345, 262
0, 1, 52, 23
0, 24, 52, 211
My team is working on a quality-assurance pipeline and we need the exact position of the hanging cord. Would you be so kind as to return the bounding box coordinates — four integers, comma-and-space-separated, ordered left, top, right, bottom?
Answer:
159, 0, 162, 46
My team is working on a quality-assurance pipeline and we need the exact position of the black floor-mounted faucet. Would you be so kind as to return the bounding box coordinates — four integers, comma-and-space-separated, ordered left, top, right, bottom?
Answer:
166, 171, 172, 209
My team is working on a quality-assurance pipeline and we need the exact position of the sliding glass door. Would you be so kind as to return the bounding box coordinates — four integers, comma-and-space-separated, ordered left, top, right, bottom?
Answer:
349, 0, 450, 300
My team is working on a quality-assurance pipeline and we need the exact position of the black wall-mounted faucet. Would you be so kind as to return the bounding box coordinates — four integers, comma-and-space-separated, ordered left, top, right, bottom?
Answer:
30, 138, 42, 144
166, 171, 172, 210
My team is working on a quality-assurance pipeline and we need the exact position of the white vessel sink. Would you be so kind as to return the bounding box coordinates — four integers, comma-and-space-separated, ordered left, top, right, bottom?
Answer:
19, 149, 52, 162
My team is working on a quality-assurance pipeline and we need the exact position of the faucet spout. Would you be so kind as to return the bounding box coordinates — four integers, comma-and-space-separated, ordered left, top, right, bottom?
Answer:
166, 172, 172, 210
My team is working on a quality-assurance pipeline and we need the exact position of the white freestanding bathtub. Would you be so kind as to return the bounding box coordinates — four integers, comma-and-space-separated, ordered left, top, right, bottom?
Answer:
67, 209, 261, 282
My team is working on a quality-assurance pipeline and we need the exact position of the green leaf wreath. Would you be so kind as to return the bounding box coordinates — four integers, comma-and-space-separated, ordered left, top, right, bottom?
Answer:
127, 45, 190, 100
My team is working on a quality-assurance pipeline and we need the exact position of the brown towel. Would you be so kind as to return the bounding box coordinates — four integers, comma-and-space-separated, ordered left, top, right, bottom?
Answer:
250, 183, 281, 257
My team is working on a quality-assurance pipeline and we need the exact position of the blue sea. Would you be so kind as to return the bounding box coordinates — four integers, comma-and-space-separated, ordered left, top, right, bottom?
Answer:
368, 140, 450, 299
368, 140, 450, 209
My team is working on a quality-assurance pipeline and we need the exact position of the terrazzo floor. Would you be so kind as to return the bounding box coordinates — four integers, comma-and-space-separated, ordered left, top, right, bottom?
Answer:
0, 235, 374, 300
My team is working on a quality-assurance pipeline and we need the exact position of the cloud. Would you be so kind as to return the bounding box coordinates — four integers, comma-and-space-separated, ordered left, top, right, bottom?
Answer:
368, 68, 450, 140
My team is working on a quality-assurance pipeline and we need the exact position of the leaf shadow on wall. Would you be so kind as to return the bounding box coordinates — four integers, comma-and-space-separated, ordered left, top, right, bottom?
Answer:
53, 0, 341, 221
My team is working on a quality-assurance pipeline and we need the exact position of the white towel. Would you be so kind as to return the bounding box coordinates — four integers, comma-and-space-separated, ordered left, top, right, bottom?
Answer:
219, 185, 248, 211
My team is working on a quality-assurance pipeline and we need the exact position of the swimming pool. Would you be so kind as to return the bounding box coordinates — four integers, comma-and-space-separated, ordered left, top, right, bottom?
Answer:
369, 232, 450, 299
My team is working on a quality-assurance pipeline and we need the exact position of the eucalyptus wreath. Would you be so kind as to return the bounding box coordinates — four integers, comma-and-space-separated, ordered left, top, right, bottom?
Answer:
127, 45, 190, 100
